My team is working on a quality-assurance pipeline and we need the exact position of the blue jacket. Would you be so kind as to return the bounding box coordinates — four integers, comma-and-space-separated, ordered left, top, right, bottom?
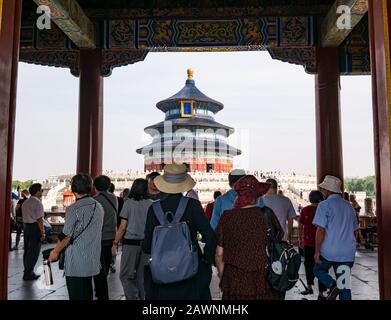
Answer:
210, 189, 265, 230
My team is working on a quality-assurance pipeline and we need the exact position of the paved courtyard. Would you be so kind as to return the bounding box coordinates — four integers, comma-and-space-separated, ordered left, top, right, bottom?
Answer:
8, 236, 379, 300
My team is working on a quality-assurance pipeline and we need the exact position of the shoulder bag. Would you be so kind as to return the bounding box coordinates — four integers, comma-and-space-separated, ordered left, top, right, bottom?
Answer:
58, 202, 97, 270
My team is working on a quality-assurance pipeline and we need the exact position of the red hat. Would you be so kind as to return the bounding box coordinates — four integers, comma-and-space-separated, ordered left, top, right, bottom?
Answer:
233, 175, 271, 208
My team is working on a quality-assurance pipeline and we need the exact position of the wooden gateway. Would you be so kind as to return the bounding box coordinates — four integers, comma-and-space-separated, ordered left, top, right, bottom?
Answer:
1, 0, 391, 300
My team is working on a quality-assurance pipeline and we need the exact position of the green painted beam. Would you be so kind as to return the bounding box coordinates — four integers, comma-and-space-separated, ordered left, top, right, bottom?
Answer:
321, 0, 368, 47
33, 0, 95, 48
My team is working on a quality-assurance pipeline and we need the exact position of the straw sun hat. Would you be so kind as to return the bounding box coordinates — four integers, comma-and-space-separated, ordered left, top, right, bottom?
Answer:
154, 163, 196, 194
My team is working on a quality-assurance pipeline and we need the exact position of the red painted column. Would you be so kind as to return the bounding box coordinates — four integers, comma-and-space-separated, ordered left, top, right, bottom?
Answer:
77, 50, 104, 179
368, 0, 391, 300
315, 47, 344, 185
0, 0, 22, 300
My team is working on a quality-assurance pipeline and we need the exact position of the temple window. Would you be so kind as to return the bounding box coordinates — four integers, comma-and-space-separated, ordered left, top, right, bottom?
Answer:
180, 100, 194, 117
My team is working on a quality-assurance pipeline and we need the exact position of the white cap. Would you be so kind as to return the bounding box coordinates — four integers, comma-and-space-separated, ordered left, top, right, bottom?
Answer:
230, 169, 246, 176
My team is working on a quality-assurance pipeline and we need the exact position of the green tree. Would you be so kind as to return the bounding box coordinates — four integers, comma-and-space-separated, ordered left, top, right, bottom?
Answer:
345, 176, 376, 197
12, 180, 35, 191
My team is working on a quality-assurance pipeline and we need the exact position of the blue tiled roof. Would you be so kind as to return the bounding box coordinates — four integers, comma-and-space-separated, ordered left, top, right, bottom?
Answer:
144, 117, 234, 135
136, 137, 242, 156
156, 79, 224, 113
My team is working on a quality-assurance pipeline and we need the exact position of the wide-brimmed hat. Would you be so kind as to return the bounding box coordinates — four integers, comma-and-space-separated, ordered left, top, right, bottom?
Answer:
233, 175, 271, 208
319, 175, 342, 194
154, 164, 196, 194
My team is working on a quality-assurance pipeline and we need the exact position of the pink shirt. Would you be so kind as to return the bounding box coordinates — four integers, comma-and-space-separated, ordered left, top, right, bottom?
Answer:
22, 196, 44, 223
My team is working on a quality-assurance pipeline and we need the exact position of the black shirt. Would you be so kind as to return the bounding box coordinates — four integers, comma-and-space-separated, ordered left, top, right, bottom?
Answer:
148, 192, 168, 202
16, 197, 27, 219
117, 197, 124, 228
142, 193, 216, 264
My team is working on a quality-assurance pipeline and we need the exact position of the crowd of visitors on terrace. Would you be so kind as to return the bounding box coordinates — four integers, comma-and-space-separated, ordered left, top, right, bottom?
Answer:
9, 164, 361, 301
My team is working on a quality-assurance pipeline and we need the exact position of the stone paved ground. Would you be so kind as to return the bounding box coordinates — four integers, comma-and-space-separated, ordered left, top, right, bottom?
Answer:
8, 238, 379, 300
285, 249, 379, 300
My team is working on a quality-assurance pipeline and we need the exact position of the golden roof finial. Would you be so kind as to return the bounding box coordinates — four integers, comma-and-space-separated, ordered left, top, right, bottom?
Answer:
187, 68, 194, 80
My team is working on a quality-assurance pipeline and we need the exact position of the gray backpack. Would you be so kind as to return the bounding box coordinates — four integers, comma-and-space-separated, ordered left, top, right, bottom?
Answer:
150, 197, 199, 284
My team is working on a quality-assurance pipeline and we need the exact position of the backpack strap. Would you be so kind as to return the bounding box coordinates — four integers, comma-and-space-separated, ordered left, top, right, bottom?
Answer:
99, 192, 118, 214
261, 207, 272, 239
172, 197, 189, 224
69, 202, 97, 245
262, 207, 283, 241
152, 201, 168, 225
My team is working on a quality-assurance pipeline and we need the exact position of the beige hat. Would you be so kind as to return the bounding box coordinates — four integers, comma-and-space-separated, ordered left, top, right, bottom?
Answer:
154, 164, 196, 194
319, 175, 342, 194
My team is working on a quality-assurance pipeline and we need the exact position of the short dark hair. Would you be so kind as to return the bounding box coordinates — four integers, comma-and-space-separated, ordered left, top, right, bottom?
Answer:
147, 172, 160, 181
93, 175, 111, 192
309, 190, 324, 204
266, 178, 278, 189
343, 192, 350, 201
129, 179, 149, 201
29, 183, 42, 196
213, 191, 222, 200
71, 174, 92, 195
228, 172, 246, 187
109, 183, 115, 193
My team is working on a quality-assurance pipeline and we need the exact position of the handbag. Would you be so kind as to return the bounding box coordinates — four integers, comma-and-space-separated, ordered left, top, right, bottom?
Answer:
58, 202, 97, 270
59, 249, 66, 270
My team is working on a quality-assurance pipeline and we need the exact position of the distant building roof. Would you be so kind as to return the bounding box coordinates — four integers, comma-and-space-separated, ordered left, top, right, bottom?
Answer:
156, 68, 224, 113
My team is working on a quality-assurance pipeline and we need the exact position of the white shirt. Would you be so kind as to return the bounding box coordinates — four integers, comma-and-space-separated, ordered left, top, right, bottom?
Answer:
21, 196, 44, 223
263, 194, 296, 236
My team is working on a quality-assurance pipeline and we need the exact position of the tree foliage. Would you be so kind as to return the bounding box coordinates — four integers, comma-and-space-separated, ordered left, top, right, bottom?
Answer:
12, 180, 35, 191
345, 176, 376, 197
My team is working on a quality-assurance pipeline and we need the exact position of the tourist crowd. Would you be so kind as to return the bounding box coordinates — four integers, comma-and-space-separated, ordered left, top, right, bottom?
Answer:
10, 164, 359, 301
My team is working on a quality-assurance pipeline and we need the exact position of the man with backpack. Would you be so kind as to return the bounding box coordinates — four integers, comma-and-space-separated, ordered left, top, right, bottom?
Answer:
142, 164, 216, 300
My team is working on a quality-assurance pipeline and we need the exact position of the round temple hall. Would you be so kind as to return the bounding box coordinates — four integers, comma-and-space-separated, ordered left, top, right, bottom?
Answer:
137, 68, 241, 172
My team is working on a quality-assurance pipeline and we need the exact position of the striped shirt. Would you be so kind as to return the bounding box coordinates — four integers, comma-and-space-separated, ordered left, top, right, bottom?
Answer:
62, 196, 104, 277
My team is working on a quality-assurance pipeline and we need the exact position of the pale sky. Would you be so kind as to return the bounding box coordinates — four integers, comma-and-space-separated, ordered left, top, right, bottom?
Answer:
13, 51, 374, 181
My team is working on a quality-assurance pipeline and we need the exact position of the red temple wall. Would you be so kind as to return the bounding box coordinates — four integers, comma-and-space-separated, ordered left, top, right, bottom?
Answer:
144, 158, 233, 173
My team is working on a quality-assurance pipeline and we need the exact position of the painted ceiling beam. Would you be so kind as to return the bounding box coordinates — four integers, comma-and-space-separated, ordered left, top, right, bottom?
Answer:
33, 0, 95, 49
321, 0, 368, 47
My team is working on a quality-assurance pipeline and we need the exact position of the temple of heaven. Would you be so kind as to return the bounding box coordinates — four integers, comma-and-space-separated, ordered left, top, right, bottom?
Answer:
136, 68, 241, 173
